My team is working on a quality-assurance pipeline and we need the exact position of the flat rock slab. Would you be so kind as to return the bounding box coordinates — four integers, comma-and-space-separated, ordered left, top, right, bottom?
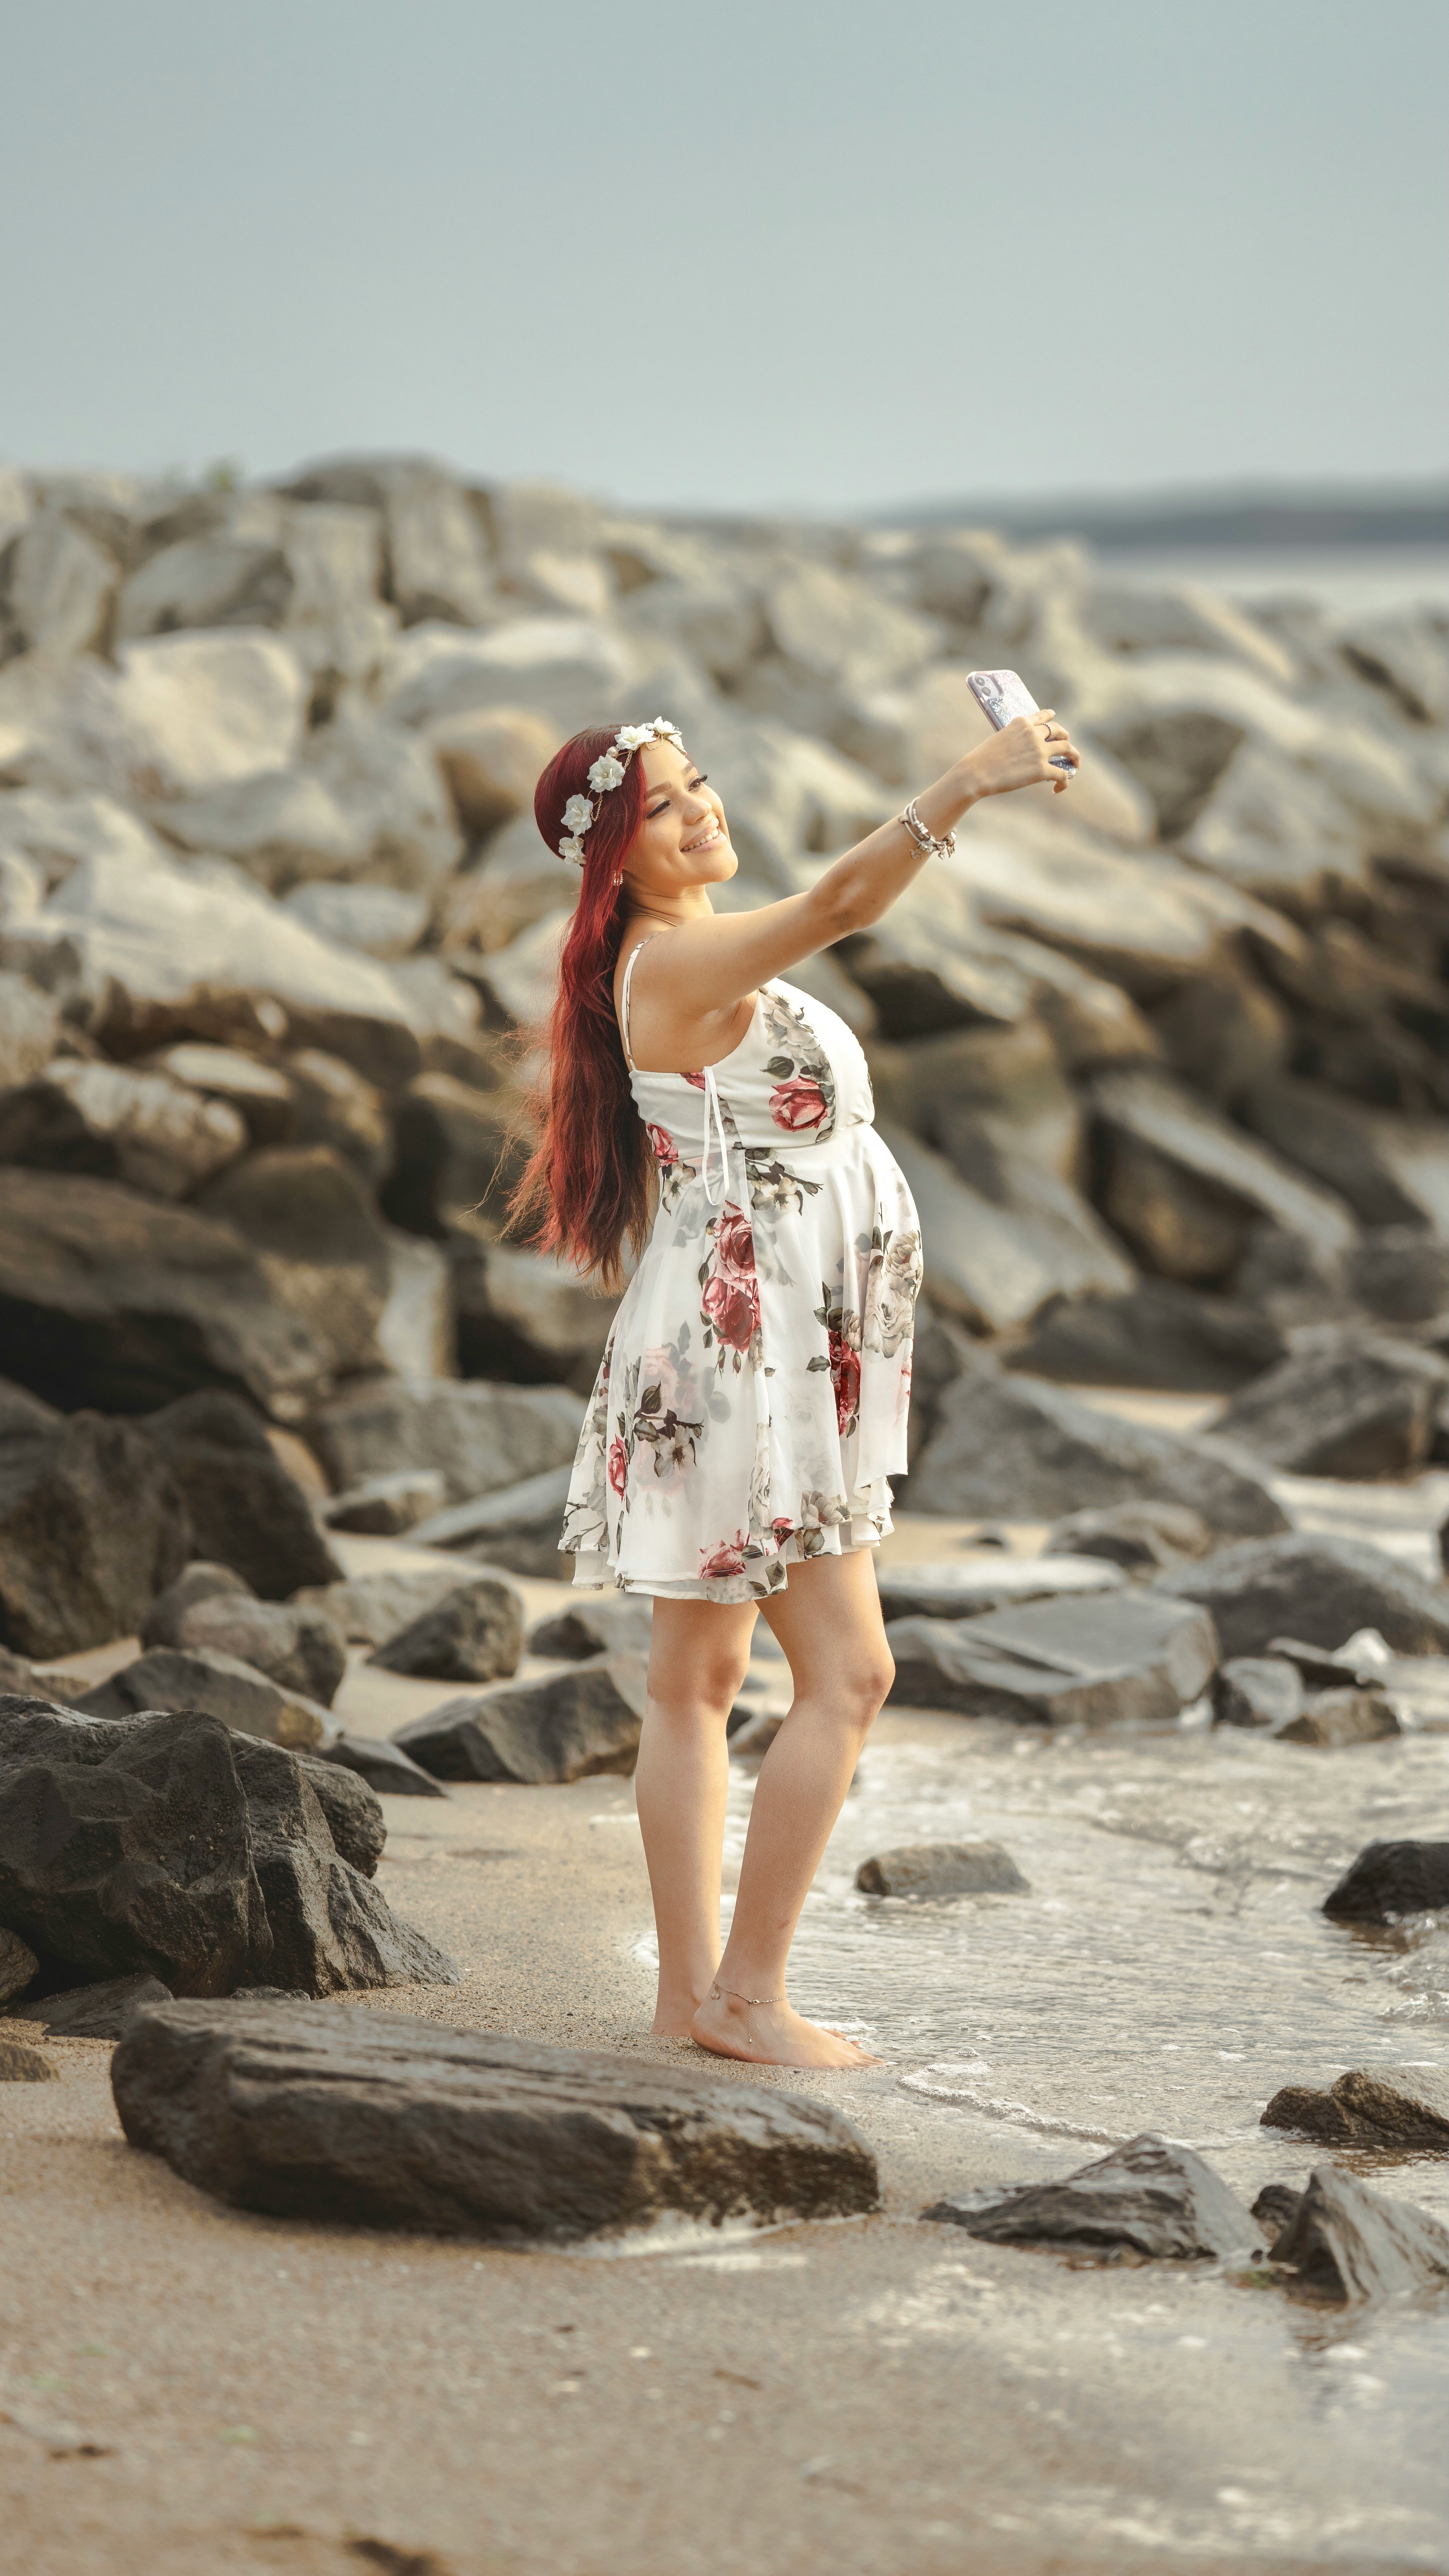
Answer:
110, 2000, 880, 2242
1261, 2065, 1449, 2150
76, 1643, 332, 1752
1268, 2164, 1449, 2303
409, 1463, 576, 1581
394, 1654, 647, 1783
874, 1558, 1124, 1625
1046, 1501, 1213, 1571
320, 1730, 449, 1799
855, 1840, 1029, 1898
11, 1971, 172, 2039
885, 1591, 1218, 1727
1154, 1533, 1449, 1660
923, 2132, 1258, 2261
0, 2036, 57, 2081
1324, 1838, 1449, 1921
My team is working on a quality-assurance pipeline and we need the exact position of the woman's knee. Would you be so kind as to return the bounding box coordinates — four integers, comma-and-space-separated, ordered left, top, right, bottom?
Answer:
845, 1647, 894, 1727
647, 1644, 752, 1722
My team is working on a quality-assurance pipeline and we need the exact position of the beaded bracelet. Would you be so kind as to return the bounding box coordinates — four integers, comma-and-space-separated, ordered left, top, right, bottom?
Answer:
898, 798, 956, 861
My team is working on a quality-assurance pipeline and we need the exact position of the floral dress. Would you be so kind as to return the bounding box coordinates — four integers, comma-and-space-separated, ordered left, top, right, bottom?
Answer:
561, 944, 923, 1605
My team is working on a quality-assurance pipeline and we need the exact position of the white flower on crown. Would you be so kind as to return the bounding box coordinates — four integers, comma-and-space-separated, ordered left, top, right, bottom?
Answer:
648, 717, 683, 742
613, 723, 656, 753
561, 794, 595, 835
587, 752, 625, 793
558, 835, 586, 866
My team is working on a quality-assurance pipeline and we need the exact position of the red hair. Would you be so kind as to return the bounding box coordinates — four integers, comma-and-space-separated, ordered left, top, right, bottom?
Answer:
507, 729, 652, 1287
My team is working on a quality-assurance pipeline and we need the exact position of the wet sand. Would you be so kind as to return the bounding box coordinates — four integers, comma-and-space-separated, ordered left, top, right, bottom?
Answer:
5, 1425, 1449, 2576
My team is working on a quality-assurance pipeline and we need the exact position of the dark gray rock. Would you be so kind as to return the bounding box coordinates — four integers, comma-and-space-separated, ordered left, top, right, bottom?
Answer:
923, 2132, 1258, 2260
1154, 1533, 1449, 1660
192, 1145, 391, 1393
226, 1733, 453, 1994
1046, 1501, 1214, 1572
409, 1462, 578, 1578
369, 1573, 523, 1685
1244, 1076, 1447, 1234
0, 2037, 56, 2081
308, 1378, 584, 1511
291, 1564, 474, 1650
141, 1560, 254, 1649
885, 1591, 1219, 1727
1212, 1331, 1449, 1479
527, 1596, 655, 1661
0, 1923, 39, 2003
320, 1730, 449, 1799
320, 1469, 448, 1536
77, 1644, 332, 1752
875, 1558, 1124, 1625
908, 1366, 1287, 1538
164, 1594, 348, 1706
0, 1400, 191, 1660
14, 1972, 172, 2039
1261, 2065, 1449, 2150
291, 1751, 385, 1877
1323, 1839, 1449, 1922
142, 1390, 342, 1599
393, 1655, 647, 1783
855, 1841, 1029, 1898
1269, 2165, 1449, 2302
1250, 2181, 1305, 2247
1005, 1284, 1283, 1393
0, 1698, 268, 1993
1212, 1657, 1304, 1730
110, 1999, 880, 2241
1275, 1688, 1401, 1747
0, 1644, 38, 1696
378, 1074, 524, 1240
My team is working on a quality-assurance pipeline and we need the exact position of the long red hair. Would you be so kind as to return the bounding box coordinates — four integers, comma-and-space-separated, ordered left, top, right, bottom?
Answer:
507, 728, 652, 1287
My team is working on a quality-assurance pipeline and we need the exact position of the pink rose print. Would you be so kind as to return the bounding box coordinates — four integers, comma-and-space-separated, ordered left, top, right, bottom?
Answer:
829, 1326, 861, 1435
770, 1516, 795, 1547
699, 1531, 748, 1580
645, 1123, 678, 1166
608, 1437, 628, 1497
713, 1205, 756, 1282
702, 1270, 760, 1354
682, 1069, 707, 1091
769, 1076, 828, 1134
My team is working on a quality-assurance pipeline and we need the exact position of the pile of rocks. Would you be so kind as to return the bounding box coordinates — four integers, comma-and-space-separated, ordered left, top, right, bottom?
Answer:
1, 452, 1446, 1649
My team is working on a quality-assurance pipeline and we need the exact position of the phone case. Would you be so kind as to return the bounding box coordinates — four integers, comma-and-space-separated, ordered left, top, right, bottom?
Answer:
967, 669, 1073, 770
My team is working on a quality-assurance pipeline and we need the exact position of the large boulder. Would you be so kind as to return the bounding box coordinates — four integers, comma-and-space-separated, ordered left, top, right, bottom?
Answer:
0, 508, 117, 661
526, 1595, 656, 1660
1154, 1534, 1449, 1660
368, 1572, 523, 1684
874, 1558, 1124, 1623
76, 1644, 332, 1753
907, 1364, 1287, 1537
0, 1059, 248, 1198
877, 1121, 1134, 1333
0, 972, 60, 1091
1322, 1839, 1449, 1922
1004, 1283, 1283, 1394
378, 1072, 524, 1238
1243, 1078, 1449, 1237
318, 1730, 448, 1800
192, 1146, 392, 1389
110, 1998, 879, 2241
1089, 1069, 1356, 1283
884, 1591, 1218, 1726
142, 1391, 342, 1596
0, 1697, 453, 1997
924, 2133, 1257, 2261
143, 1043, 297, 1147
1211, 1331, 1449, 1478
448, 1242, 618, 1393
393, 1655, 647, 1782
1265, 2166, 1449, 2304
0, 1393, 190, 1659
308, 1375, 584, 1507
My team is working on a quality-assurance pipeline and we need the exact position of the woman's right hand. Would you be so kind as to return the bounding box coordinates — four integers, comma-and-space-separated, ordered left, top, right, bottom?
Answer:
962, 711, 1081, 798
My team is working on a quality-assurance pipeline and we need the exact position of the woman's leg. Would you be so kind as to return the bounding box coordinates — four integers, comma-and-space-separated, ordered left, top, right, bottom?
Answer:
691, 1551, 894, 2070
633, 1596, 758, 2034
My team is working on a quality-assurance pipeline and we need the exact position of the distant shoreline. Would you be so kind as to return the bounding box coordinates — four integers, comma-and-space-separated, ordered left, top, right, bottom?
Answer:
873, 487, 1449, 550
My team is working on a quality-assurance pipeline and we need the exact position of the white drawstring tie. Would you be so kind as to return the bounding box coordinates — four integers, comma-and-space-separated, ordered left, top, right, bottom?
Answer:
701, 1067, 730, 1207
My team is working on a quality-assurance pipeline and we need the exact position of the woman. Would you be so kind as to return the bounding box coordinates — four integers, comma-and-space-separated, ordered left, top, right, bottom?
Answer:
512, 706, 1080, 2067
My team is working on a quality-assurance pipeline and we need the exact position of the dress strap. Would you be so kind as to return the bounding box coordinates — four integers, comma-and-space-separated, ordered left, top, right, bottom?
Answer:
619, 938, 655, 1075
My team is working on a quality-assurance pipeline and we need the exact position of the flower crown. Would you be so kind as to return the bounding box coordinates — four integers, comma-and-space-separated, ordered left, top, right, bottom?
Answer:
557, 716, 684, 865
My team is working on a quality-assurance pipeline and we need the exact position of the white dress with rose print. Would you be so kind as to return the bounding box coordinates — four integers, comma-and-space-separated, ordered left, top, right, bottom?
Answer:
561, 946, 922, 1605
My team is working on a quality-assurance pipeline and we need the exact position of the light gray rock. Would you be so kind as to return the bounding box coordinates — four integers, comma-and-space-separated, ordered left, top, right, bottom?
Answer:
309, 1375, 584, 1509
527, 1596, 655, 1661
321, 1469, 449, 1536
287, 1048, 391, 1183
292, 1564, 478, 1650
1275, 1688, 1401, 1747
141, 1560, 255, 1648
165, 1595, 348, 1708
1213, 1330, 1449, 1479
1154, 1533, 1449, 1660
875, 1558, 1124, 1623
106, 631, 309, 796
143, 1043, 296, 1146
393, 1654, 647, 1783
1340, 608, 1449, 727
193, 1146, 392, 1390
1046, 1501, 1215, 1571
1090, 1069, 1356, 1276
409, 1463, 575, 1578
885, 1590, 1218, 1726
115, 531, 294, 641
1178, 740, 1375, 910
1212, 1657, 1304, 1730
77, 1644, 332, 1753
0, 1058, 248, 1198
0, 509, 117, 661
303, 708, 463, 893
425, 704, 561, 838
855, 1840, 1029, 1898
0, 973, 60, 1088
281, 880, 429, 958
878, 1121, 1134, 1334
924, 2133, 1258, 2261
154, 765, 365, 889
378, 615, 632, 732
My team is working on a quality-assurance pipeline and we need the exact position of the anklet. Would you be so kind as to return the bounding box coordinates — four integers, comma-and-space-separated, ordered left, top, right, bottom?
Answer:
710, 1984, 784, 2006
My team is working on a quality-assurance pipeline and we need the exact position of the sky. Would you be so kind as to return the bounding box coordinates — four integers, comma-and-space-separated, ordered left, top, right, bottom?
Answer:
3, 0, 1446, 516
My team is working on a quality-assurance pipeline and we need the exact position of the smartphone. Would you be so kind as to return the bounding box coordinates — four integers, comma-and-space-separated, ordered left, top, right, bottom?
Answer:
967, 668, 1074, 772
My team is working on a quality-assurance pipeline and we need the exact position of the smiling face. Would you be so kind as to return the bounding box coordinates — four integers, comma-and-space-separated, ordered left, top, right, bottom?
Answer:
624, 739, 736, 897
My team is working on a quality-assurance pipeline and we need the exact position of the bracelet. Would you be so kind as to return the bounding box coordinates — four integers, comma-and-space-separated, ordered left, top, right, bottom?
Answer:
898, 799, 955, 861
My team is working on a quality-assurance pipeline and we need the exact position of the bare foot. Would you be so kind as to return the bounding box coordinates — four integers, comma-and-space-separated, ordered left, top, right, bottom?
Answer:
690, 1989, 879, 2069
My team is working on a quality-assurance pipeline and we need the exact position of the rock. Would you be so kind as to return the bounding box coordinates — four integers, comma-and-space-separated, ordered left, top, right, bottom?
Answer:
0, 972, 60, 1089
1211, 1331, 1449, 1479
1324, 1840, 1449, 1922
1270, 2166, 1449, 2303
292, 1564, 477, 1649
908, 1365, 1287, 1537
154, 764, 368, 889
368, 1573, 524, 1685
321, 1469, 449, 1535
140, 1559, 254, 1648
923, 2133, 1257, 2261
1275, 1688, 1401, 1747
526, 1596, 655, 1661
378, 1073, 523, 1240
15, 1972, 173, 2040
287, 1049, 391, 1184
319, 1731, 448, 1799
1261, 2066, 1449, 2152
1177, 740, 1376, 910
224, 1731, 455, 1993
1266, 1636, 1387, 1689
110, 1998, 879, 2240
393, 1654, 647, 1783
0, 1167, 365, 1419
449, 1241, 618, 1393
425, 704, 561, 836
308, 1375, 584, 1509
1090, 1069, 1356, 1283
192, 1146, 391, 1390
114, 529, 294, 642
291, 1751, 385, 1878
1340, 608, 1449, 726
0, 1402, 191, 1659
314, 459, 495, 629
142, 1391, 342, 1597
409, 1464, 576, 1577
377, 614, 632, 732
1046, 1501, 1214, 1572
143, 1043, 296, 1146
1213, 1657, 1304, 1730
1243, 1078, 1449, 1237
874, 1558, 1125, 1623
1154, 1534, 1449, 1660
855, 1841, 1028, 1898
1006, 1285, 1283, 1394
0, 509, 116, 661
0, 2038, 57, 2082
1249, 2182, 1304, 2247
884, 1590, 1218, 1726
465, 906, 572, 1028
76, 1645, 332, 1753
877, 1120, 1135, 1335
282, 881, 429, 959
0, 1924, 39, 2003
1152, 965, 1291, 1109
163, 1595, 347, 1707
1345, 1231, 1449, 1327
